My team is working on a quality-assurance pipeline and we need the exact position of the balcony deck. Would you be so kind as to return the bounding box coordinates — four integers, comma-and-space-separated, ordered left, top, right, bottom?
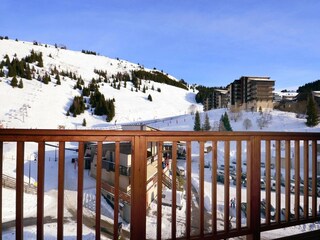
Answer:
0, 129, 320, 239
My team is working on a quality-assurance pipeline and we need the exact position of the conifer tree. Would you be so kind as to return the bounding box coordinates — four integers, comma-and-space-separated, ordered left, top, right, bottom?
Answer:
203, 113, 211, 131
222, 112, 233, 131
8, 62, 17, 77
43, 74, 49, 84
82, 118, 87, 127
56, 73, 61, 85
18, 79, 23, 88
306, 96, 319, 127
105, 99, 115, 122
25, 64, 32, 80
11, 76, 18, 87
147, 94, 153, 101
194, 111, 201, 131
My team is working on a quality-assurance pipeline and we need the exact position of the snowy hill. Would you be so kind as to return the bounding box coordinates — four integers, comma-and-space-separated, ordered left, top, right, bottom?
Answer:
0, 39, 200, 129
1, 38, 319, 132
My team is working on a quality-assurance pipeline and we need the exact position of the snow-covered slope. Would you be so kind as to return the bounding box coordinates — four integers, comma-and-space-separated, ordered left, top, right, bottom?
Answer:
0, 39, 201, 129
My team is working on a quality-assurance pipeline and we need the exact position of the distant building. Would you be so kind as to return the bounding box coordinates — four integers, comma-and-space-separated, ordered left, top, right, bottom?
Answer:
213, 89, 228, 109
229, 76, 275, 112
203, 88, 228, 111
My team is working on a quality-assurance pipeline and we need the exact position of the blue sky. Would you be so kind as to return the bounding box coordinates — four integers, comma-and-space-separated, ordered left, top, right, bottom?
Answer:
1, 0, 320, 90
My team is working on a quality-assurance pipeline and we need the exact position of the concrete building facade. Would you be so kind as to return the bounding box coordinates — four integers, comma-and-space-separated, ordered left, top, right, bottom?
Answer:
229, 76, 275, 112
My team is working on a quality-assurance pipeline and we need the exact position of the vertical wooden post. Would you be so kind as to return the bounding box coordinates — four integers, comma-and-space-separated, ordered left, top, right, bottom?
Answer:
130, 136, 147, 239
95, 141, 102, 240
16, 141, 25, 240
275, 140, 281, 223
211, 141, 217, 234
113, 142, 120, 240
303, 140, 309, 219
186, 141, 192, 239
224, 141, 230, 233
236, 140, 242, 230
0, 141, 3, 237
246, 140, 252, 230
57, 142, 65, 239
37, 142, 45, 240
294, 140, 300, 220
285, 140, 291, 221
311, 140, 317, 217
77, 142, 84, 240
172, 141, 177, 240
247, 137, 261, 240
157, 142, 163, 240
265, 140, 271, 225
199, 141, 205, 237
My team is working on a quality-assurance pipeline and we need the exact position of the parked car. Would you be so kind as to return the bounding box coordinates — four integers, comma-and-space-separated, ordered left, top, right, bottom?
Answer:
204, 161, 210, 168
229, 165, 235, 171
176, 166, 185, 176
242, 178, 266, 189
216, 171, 232, 184
219, 164, 225, 171
290, 184, 312, 196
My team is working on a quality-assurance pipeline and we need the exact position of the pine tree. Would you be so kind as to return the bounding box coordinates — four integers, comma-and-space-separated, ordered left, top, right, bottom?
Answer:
8, 62, 17, 77
203, 113, 211, 131
43, 74, 49, 84
222, 112, 233, 131
106, 99, 115, 122
25, 64, 32, 80
11, 76, 18, 87
147, 94, 153, 101
37, 52, 44, 67
194, 111, 201, 131
56, 73, 61, 85
306, 96, 319, 127
82, 118, 87, 127
18, 79, 23, 88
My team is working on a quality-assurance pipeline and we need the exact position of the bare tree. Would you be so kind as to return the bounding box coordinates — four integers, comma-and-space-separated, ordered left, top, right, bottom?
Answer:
229, 108, 243, 122
243, 118, 252, 130
189, 104, 197, 115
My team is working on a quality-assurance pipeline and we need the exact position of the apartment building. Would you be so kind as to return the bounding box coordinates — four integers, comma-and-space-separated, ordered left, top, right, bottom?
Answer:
203, 88, 228, 111
229, 76, 275, 112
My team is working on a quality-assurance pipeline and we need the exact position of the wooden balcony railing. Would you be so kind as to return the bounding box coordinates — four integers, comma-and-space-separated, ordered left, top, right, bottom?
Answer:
0, 129, 319, 239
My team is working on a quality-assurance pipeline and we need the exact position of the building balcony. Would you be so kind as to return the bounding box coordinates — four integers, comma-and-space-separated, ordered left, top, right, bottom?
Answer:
0, 129, 320, 239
